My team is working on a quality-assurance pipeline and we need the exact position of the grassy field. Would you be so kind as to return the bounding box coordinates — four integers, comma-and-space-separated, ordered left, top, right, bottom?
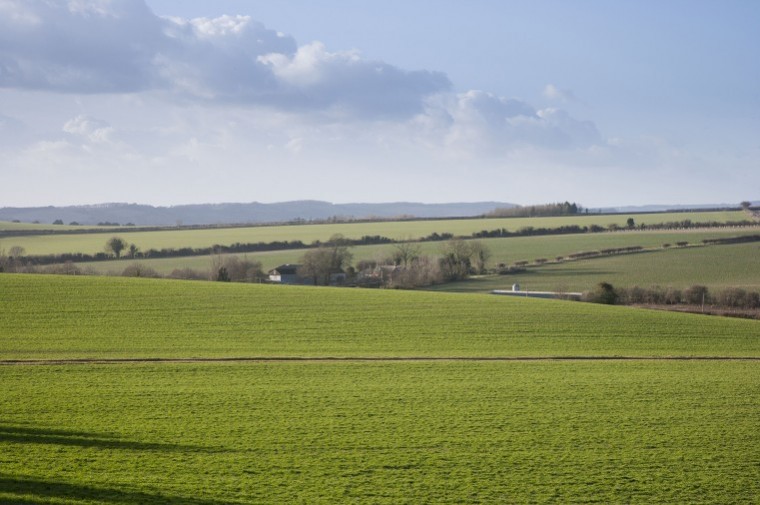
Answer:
434, 241, 760, 294
0, 210, 750, 256
2, 274, 758, 503
0, 221, 121, 232
74, 227, 760, 276
2, 274, 759, 359
2, 360, 757, 504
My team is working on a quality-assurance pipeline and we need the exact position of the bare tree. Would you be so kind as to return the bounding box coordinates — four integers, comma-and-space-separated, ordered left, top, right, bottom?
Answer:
209, 250, 264, 283
222, 256, 265, 282
391, 255, 442, 289
8, 246, 25, 258
122, 263, 160, 278
299, 237, 353, 286
469, 240, 491, 274
439, 238, 473, 281
392, 240, 421, 268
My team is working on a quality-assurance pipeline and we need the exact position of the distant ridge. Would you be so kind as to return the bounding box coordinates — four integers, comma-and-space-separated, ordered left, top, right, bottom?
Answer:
594, 202, 756, 213
0, 201, 516, 226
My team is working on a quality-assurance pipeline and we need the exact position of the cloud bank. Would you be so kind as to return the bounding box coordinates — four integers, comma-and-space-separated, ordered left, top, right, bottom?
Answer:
0, 0, 449, 118
0, 0, 599, 147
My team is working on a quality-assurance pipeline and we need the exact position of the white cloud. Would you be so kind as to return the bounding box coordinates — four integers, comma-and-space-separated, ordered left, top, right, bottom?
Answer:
285, 137, 304, 154
543, 84, 577, 103
412, 90, 602, 156
0, 0, 448, 118
62, 114, 114, 143
0, 0, 41, 25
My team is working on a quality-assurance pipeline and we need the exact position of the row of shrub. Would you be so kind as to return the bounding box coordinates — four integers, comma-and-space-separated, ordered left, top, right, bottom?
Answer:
5, 256, 266, 284
472, 224, 594, 238
643, 219, 755, 230
11, 235, 395, 266
505, 245, 648, 269
472, 219, 757, 241
584, 283, 760, 310
702, 234, 760, 245
565, 246, 646, 261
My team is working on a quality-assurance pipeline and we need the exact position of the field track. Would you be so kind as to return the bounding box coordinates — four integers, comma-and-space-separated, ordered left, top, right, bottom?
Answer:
3, 355, 759, 365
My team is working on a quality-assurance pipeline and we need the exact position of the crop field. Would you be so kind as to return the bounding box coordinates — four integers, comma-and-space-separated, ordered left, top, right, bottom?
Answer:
74, 227, 760, 276
2, 274, 760, 359
0, 210, 750, 256
0, 221, 119, 232
2, 274, 758, 503
2, 360, 758, 504
439, 241, 760, 294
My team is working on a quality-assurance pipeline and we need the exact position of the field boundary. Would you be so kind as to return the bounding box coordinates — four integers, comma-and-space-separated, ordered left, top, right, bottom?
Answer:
2, 356, 759, 365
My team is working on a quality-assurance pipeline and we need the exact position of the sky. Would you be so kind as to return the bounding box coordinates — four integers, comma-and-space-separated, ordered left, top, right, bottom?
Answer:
0, 0, 757, 208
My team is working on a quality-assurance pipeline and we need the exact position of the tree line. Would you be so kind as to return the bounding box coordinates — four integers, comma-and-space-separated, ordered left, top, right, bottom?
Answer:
487, 202, 583, 218
583, 282, 760, 314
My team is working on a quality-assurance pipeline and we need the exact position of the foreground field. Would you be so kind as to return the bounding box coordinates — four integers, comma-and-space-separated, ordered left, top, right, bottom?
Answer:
3, 274, 758, 504
0, 210, 749, 256
2, 274, 760, 359
2, 361, 758, 504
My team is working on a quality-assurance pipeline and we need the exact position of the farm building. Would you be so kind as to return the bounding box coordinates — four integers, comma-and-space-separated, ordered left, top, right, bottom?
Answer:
268, 264, 347, 286
268, 264, 304, 284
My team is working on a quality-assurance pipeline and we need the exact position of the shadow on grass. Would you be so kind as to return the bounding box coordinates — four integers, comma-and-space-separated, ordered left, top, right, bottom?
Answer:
0, 475, 236, 505
0, 424, 215, 453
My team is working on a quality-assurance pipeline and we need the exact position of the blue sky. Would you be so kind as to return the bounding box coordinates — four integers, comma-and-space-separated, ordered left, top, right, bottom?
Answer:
1, 0, 757, 207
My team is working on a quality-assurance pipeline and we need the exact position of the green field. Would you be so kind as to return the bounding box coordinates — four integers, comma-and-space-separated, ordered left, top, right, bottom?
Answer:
70, 227, 760, 276
2, 274, 759, 359
0, 210, 749, 256
435, 241, 760, 294
2, 274, 758, 503
2, 360, 757, 504
0, 221, 121, 232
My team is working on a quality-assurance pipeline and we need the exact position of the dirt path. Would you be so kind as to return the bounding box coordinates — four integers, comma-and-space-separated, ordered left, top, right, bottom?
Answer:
1, 356, 759, 366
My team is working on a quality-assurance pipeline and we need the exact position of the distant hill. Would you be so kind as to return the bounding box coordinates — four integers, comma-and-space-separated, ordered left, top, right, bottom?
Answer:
0, 201, 517, 226
595, 202, 755, 213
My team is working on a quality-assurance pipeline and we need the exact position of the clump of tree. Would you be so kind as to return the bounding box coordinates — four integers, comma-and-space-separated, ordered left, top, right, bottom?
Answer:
127, 244, 140, 258
0, 246, 27, 273
105, 237, 128, 258
122, 263, 161, 278
210, 253, 265, 283
590, 284, 760, 311
9, 246, 25, 259
488, 201, 583, 218
438, 239, 490, 281
298, 234, 353, 286
386, 256, 443, 289
391, 241, 421, 268
583, 282, 619, 305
